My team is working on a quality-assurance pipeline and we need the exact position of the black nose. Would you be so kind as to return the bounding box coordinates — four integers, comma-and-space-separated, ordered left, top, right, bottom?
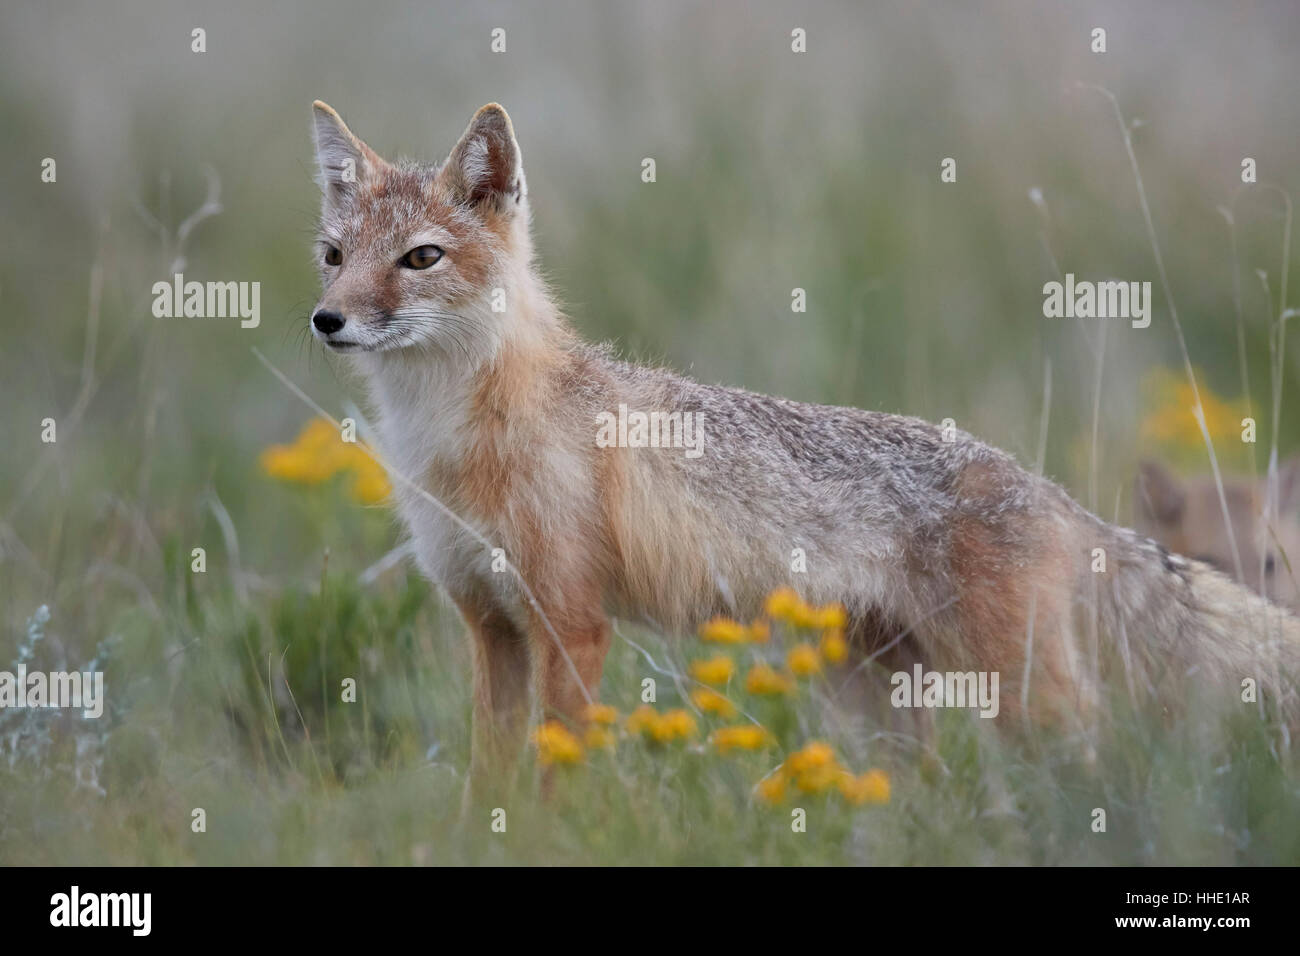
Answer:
312, 310, 345, 334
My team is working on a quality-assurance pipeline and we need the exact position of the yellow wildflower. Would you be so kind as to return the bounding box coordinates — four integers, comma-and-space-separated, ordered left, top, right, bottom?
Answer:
689, 656, 735, 686
700, 616, 748, 644
260, 417, 392, 503
840, 769, 891, 805
259, 418, 344, 483
349, 455, 391, 504
746, 619, 771, 643
794, 763, 841, 795
790, 602, 822, 629
649, 708, 698, 743
531, 721, 584, 766
745, 663, 794, 696
625, 704, 660, 736
584, 725, 616, 750
786, 642, 822, 677
584, 703, 619, 725
756, 770, 788, 804
692, 687, 738, 718
764, 587, 803, 622
785, 740, 835, 774
814, 603, 847, 630
712, 724, 774, 754
819, 628, 849, 664
1140, 367, 1246, 450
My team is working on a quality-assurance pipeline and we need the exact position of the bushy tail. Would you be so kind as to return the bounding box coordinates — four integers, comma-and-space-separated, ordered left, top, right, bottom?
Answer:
1095, 518, 1300, 724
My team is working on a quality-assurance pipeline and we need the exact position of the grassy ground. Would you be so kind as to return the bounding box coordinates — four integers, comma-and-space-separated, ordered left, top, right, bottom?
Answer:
3, 552, 1297, 865
3, 0, 1300, 865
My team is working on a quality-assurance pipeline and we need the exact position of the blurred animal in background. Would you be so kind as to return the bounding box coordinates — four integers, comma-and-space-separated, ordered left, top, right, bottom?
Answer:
1135, 458, 1300, 611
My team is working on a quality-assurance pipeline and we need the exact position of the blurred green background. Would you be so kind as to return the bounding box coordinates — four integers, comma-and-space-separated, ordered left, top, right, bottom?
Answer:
1, 0, 1298, 864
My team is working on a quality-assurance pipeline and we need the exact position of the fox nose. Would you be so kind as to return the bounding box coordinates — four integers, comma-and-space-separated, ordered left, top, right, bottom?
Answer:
312, 310, 345, 335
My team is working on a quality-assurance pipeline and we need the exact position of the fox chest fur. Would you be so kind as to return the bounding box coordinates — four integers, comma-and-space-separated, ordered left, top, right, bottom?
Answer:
363, 335, 941, 639
362, 346, 614, 626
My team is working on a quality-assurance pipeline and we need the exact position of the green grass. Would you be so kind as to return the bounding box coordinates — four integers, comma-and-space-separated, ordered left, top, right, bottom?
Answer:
2, 533, 1297, 865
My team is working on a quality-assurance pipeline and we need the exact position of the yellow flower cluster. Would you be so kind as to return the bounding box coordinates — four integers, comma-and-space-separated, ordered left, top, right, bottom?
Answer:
840, 769, 891, 806
756, 771, 788, 804
786, 643, 822, 676
695, 591, 849, 703
582, 704, 620, 748
745, 663, 794, 696
259, 417, 392, 504
820, 629, 848, 664
786, 740, 836, 776
1140, 367, 1247, 450
529, 703, 708, 768
756, 740, 890, 807
764, 588, 846, 631
691, 687, 738, 718
531, 721, 584, 766
700, 617, 769, 644
529, 708, 617, 767
711, 724, 775, 754
523, 590, 887, 816
689, 656, 735, 686
584, 703, 619, 725
763, 591, 849, 667
627, 705, 698, 743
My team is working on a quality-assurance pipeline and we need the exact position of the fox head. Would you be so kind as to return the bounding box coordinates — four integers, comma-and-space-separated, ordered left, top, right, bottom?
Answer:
1136, 457, 1300, 610
309, 101, 533, 357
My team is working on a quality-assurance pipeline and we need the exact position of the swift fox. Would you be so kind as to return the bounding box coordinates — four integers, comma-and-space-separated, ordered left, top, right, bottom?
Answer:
1135, 458, 1300, 612
308, 101, 1300, 786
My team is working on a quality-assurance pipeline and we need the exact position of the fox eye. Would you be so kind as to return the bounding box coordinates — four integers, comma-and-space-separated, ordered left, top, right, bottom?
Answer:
323, 244, 342, 266
401, 245, 444, 269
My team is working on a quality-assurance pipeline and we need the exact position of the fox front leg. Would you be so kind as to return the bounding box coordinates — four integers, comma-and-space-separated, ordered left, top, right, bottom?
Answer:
454, 595, 533, 810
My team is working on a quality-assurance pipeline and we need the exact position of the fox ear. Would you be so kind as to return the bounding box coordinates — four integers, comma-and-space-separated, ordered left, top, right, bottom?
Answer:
1136, 459, 1186, 525
440, 103, 525, 213
312, 101, 382, 205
